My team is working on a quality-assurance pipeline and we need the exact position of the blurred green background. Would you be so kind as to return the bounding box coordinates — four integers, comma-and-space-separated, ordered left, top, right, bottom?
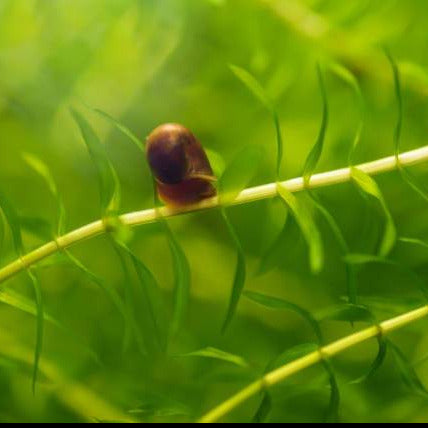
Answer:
1, 0, 428, 422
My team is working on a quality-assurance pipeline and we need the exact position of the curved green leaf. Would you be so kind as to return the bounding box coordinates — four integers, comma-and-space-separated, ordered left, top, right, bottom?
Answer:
176, 347, 249, 368
22, 153, 66, 235
387, 53, 428, 203
244, 290, 323, 343
229, 64, 282, 179
219, 145, 262, 205
0, 191, 44, 393
350, 168, 396, 257
221, 209, 246, 334
71, 109, 121, 216
302, 65, 328, 185
277, 184, 323, 274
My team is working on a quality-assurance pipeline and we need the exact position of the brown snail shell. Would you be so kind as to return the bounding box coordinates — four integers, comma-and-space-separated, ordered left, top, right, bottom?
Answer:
146, 123, 216, 206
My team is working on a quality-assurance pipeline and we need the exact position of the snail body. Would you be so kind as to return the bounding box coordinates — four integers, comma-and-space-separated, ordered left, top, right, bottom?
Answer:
146, 123, 216, 206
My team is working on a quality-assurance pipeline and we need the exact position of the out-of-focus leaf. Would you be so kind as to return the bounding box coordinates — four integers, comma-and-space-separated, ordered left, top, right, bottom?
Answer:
389, 340, 428, 399
350, 168, 396, 257
64, 250, 128, 326
117, 241, 168, 354
221, 209, 246, 334
244, 290, 323, 343
20, 216, 53, 242
71, 109, 121, 216
327, 61, 364, 167
387, 54, 428, 203
351, 338, 387, 385
344, 253, 428, 300
176, 347, 249, 368
22, 153, 66, 235
163, 224, 190, 339
219, 145, 262, 205
91, 108, 143, 152
229, 64, 273, 112
321, 359, 340, 423
399, 237, 428, 250
252, 394, 272, 423
0, 191, 23, 255
229, 64, 282, 179
302, 65, 328, 186
0, 288, 57, 326
399, 61, 428, 94
277, 184, 323, 274
316, 303, 373, 323
128, 394, 191, 418
26, 269, 43, 394
0, 191, 43, 393
205, 148, 226, 179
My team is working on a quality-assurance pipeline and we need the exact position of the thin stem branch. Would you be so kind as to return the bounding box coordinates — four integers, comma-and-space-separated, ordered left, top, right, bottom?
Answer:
198, 304, 428, 423
1, 145, 428, 285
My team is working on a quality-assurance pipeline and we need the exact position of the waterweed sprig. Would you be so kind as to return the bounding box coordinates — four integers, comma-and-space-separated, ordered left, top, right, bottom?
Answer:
198, 304, 428, 423
0, 145, 428, 286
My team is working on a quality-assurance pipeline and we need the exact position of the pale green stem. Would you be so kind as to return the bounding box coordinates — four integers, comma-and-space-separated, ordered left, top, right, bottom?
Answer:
199, 305, 428, 423
1, 145, 428, 285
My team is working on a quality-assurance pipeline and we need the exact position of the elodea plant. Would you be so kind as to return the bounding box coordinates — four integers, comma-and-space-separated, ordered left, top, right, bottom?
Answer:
1, 54, 428, 423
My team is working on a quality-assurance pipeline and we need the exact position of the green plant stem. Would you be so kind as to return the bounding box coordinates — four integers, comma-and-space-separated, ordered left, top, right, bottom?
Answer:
1, 145, 428, 286
198, 304, 428, 423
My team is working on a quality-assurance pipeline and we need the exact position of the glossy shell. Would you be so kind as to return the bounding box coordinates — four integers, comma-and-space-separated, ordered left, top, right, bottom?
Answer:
146, 123, 216, 206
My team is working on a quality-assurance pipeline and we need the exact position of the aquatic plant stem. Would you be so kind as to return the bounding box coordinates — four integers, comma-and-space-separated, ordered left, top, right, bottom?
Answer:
1, 145, 428, 285
198, 305, 428, 423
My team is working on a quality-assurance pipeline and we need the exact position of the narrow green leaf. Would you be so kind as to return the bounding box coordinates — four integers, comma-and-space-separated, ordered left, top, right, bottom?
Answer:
399, 61, 428, 93
399, 237, 428, 250
64, 250, 128, 325
0, 288, 57, 326
91, 108, 143, 152
344, 253, 428, 300
0, 191, 23, 255
221, 209, 246, 334
302, 64, 328, 185
117, 241, 168, 354
219, 145, 261, 205
252, 393, 272, 423
0, 209, 4, 261
277, 184, 323, 274
316, 304, 373, 323
0, 191, 44, 392
350, 168, 396, 257
22, 153, 66, 235
205, 148, 226, 179
20, 216, 53, 242
27, 269, 43, 394
321, 359, 340, 423
71, 109, 121, 216
244, 290, 323, 343
351, 338, 387, 385
389, 340, 428, 399
163, 224, 190, 338
229, 64, 282, 179
176, 347, 248, 368
387, 53, 428, 203
327, 61, 364, 165
229, 64, 273, 111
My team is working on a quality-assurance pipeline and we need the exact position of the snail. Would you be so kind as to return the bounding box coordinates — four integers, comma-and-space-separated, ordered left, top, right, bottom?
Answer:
146, 123, 217, 206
